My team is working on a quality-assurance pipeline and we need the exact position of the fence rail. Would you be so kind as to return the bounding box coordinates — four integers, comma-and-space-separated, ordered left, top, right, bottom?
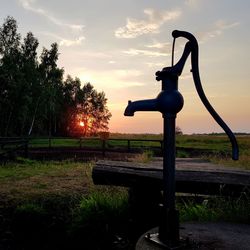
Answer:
0, 138, 29, 160
1, 136, 164, 157
0, 136, 225, 159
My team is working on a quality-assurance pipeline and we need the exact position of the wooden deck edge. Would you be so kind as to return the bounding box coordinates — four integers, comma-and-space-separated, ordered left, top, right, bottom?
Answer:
93, 163, 250, 196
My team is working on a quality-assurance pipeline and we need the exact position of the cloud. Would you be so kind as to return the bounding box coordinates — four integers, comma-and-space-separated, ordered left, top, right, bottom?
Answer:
123, 41, 172, 57
75, 68, 145, 89
59, 36, 85, 47
123, 48, 170, 57
145, 62, 165, 68
39, 32, 85, 47
146, 41, 171, 49
115, 8, 181, 38
198, 20, 240, 42
215, 20, 240, 30
114, 69, 142, 79
19, 0, 85, 32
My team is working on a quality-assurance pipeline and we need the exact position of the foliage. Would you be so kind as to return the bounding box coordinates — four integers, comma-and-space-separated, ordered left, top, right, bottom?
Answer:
132, 150, 154, 163
70, 188, 129, 249
175, 126, 183, 135
72, 188, 128, 228
63, 78, 111, 137
0, 16, 111, 137
178, 196, 250, 224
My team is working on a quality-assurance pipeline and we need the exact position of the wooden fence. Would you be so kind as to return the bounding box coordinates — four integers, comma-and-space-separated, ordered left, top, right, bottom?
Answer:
0, 136, 223, 159
0, 138, 29, 160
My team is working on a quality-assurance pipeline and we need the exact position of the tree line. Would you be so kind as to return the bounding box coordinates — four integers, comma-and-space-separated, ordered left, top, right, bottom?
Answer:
0, 16, 111, 137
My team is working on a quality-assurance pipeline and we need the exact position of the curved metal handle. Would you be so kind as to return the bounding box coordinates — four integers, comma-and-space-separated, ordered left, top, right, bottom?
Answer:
172, 30, 239, 160
156, 42, 192, 81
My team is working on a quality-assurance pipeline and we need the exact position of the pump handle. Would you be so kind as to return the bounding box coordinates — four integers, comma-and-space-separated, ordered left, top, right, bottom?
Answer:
172, 30, 239, 160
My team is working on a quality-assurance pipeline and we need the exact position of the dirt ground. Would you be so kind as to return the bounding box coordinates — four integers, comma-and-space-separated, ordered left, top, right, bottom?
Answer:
136, 223, 250, 250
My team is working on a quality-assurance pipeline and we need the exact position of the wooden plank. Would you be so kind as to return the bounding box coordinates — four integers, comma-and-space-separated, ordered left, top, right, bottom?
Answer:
92, 159, 250, 196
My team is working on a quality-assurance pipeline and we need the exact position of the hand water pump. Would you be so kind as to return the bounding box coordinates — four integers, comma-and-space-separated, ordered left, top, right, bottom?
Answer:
124, 30, 239, 249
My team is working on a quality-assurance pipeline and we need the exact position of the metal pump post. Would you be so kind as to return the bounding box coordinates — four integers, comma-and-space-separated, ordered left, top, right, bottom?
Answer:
148, 41, 191, 248
124, 30, 239, 249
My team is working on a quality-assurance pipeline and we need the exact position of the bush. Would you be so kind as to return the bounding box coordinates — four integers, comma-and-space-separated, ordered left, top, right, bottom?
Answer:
69, 188, 130, 249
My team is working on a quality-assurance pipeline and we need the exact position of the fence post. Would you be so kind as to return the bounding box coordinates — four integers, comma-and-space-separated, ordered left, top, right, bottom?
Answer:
49, 137, 52, 149
128, 140, 131, 152
160, 140, 163, 154
99, 132, 109, 157
80, 137, 82, 149
102, 139, 106, 157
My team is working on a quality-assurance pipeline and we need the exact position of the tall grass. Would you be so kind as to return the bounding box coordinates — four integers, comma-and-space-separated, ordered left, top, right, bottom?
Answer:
178, 195, 250, 223
132, 150, 154, 163
68, 187, 130, 249
72, 188, 129, 227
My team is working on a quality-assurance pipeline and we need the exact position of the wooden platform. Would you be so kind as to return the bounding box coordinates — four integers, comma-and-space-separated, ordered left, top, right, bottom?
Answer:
93, 158, 250, 196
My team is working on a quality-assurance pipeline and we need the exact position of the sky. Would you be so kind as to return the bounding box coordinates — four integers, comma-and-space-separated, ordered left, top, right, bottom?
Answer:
1, 0, 250, 134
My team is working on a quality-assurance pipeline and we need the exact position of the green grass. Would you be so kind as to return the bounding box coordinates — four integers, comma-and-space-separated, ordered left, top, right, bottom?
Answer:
0, 157, 91, 181
72, 188, 129, 230
28, 137, 101, 148
175, 134, 250, 169
176, 134, 233, 151
131, 150, 154, 163
178, 196, 250, 224
16, 202, 46, 215
5, 133, 250, 170
0, 156, 249, 249
27, 134, 249, 151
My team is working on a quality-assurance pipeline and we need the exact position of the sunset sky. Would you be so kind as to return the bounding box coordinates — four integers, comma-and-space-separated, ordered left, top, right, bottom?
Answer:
1, 0, 249, 134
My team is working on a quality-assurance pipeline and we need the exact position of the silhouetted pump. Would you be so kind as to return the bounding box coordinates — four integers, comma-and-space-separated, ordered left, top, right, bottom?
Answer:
124, 30, 239, 249
124, 30, 238, 160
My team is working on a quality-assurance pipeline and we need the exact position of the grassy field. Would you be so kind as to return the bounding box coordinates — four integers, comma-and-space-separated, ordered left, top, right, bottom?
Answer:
0, 134, 250, 249
0, 159, 130, 249
0, 157, 249, 250
175, 134, 250, 170
26, 134, 250, 169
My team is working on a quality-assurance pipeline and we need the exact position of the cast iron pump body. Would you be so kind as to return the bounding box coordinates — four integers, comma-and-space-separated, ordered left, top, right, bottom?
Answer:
124, 30, 239, 248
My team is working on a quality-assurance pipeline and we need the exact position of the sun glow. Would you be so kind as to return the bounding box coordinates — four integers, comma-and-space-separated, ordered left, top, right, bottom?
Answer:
77, 115, 94, 133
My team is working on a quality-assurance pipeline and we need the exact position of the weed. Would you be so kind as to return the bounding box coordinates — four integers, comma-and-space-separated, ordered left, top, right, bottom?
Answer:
178, 200, 217, 222
15, 203, 46, 215
176, 150, 189, 158
132, 150, 154, 163
72, 188, 129, 227
69, 188, 129, 249
178, 195, 250, 223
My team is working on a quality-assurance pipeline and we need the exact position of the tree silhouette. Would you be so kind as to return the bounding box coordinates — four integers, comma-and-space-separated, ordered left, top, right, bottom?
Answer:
0, 16, 112, 137
63, 80, 111, 137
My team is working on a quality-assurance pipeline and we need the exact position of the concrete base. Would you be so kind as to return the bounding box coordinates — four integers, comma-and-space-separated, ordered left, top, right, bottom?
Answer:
136, 222, 250, 250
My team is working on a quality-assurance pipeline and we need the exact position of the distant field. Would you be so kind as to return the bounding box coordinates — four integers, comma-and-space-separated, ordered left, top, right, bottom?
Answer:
26, 134, 250, 169
178, 134, 250, 169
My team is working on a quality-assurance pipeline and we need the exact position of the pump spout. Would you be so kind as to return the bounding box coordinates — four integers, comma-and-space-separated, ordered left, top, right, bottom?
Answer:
124, 99, 158, 116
